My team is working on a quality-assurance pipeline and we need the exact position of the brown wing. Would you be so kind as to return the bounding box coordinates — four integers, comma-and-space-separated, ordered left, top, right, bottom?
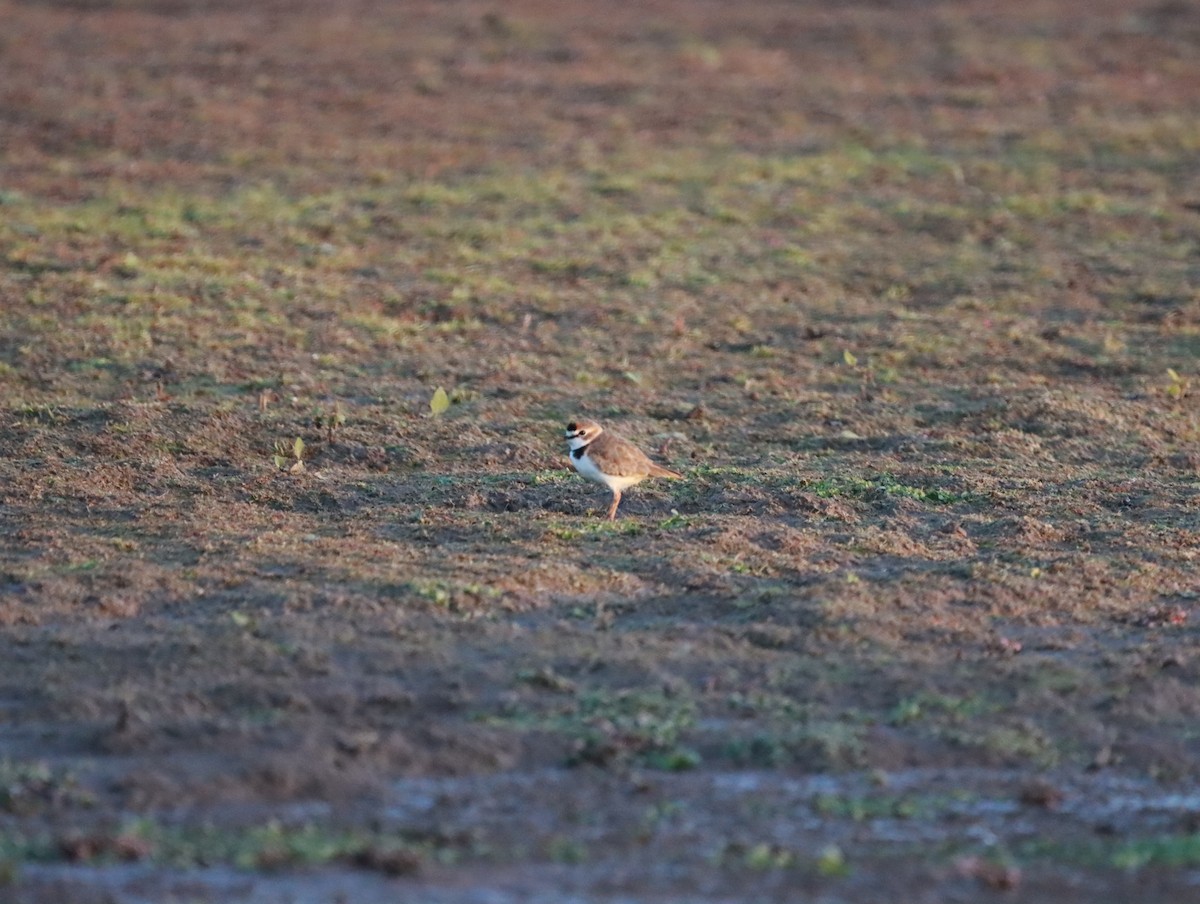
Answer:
594, 432, 682, 479
646, 462, 683, 479
590, 432, 656, 477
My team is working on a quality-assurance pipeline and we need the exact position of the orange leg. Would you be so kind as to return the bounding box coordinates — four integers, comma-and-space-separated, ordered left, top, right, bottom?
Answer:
607, 490, 621, 520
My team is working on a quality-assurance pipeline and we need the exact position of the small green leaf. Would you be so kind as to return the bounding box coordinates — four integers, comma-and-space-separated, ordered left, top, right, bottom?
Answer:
644, 747, 701, 771
430, 386, 450, 416
745, 843, 776, 869
293, 437, 305, 459
273, 455, 289, 470
114, 252, 141, 278
1167, 368, 1181, 382
816, 844, 848, 876
843, 349, 858, 367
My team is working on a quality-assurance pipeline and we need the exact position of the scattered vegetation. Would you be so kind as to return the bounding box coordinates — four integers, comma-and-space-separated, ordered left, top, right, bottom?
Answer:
2, 0, 1199, 900
0, 819, 425, 876
272, 437, 306, 473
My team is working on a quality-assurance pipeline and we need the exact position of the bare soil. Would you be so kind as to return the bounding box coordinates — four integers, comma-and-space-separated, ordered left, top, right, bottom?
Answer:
2, 0, 1200, 900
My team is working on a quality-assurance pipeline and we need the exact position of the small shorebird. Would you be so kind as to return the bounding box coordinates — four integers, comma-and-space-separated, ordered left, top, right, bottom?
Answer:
564, 418, 682, 520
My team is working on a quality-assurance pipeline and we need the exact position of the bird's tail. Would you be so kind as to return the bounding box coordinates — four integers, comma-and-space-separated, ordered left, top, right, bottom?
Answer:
648, 463, 683, 479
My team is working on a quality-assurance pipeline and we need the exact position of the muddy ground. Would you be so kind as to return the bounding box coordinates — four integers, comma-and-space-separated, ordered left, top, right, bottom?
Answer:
2, 0, 1200, 900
